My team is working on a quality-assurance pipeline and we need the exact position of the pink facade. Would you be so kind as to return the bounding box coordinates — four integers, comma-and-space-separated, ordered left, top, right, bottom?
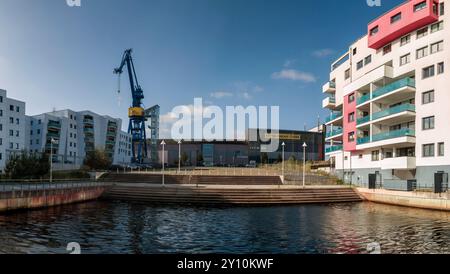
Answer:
343, 93, 357, 152
368, 0, 439, 49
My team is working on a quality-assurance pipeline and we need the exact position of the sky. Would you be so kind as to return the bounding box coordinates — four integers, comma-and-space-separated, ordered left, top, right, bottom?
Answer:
0, 0, 405, 137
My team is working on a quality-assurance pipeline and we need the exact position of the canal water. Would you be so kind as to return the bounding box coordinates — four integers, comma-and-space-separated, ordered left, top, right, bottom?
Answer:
0, 201, 449, 254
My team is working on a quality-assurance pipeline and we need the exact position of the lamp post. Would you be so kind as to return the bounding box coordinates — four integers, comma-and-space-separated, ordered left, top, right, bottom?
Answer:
161, 140, 166, 186
49, 138, 56, 183
178, 140, 182, 174
281, 142, 285, 183
302, 142, 307, 188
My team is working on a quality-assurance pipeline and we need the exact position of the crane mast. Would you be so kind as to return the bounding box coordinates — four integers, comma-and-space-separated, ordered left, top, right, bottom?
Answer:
114, 49, 148, 163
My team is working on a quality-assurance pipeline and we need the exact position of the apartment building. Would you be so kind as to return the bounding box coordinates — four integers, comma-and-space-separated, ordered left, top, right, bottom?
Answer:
25, 109, 132, 170
0, 89, 26, 172
323, 0, 448, 188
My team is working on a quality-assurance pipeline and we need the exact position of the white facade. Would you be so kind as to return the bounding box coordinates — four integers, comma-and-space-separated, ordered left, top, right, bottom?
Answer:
323, 1, 449, 188
0, 89, 26, 172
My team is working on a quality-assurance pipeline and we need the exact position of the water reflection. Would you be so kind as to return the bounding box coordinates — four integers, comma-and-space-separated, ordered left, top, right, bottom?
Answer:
0, 201, 448, 254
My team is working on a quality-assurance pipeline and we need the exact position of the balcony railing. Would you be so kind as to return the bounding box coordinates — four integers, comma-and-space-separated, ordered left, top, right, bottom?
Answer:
372, 78, 415, 99
326, 128, 343, 138
357, 116, 370, 125
372, 104, 415, 121
48, 121, 61, 129
358, 128, 415, 145
357, 93, 371, 105
325, 112, 343, 123
325, 145, 343, 154
357, 136, 371, 145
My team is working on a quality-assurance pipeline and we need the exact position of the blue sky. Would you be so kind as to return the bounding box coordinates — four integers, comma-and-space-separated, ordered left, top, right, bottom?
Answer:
0, 0, 404, 136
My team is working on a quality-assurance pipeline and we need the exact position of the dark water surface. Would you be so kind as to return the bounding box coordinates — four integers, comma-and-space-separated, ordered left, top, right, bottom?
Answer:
0, 201, 449, 254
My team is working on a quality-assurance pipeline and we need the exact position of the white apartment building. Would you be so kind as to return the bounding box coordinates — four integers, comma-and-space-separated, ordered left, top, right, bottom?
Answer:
323, 0, 448, 189
25, 109, 132, 170
0, 89, 26, 172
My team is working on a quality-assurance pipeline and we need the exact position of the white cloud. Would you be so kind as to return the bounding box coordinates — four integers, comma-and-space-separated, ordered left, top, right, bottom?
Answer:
210, 91, 233, 99
271, 69, 316, 83
312, 49, 335, 58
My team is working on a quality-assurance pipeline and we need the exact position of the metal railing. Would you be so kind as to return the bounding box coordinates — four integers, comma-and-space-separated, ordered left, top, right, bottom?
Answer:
0, 180, 108, 194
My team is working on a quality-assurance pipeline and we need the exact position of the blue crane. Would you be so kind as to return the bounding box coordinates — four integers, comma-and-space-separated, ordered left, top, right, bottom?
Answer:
114, 49, 148, 163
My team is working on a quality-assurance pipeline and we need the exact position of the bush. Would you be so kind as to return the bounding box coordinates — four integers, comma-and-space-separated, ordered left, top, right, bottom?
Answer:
83, 149, 112, 171
4, 152, 50, 179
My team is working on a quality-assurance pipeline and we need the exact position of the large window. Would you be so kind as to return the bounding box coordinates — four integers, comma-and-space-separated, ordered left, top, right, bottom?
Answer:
357, 60, 363, 70
348, 132, 355, 143
431, 21, 444, 33
422, 90, 435, 104
345, 69, 350, 80
422, 65, 435, 79
401, 35, 411, 46
438, 62, 444, 74
348, 112, 355, 123
416, 46, 428, 59
423, 144, 435, 157
417, 27, 428, 39
414, 1, 427, 12
440, 2, 445, 15
364, 55, 372, 65
383, 44, 392, 55
400, 53, 411, 66
391, 13, 402, 24
370, 26, 379, 36
371, 151, 379, 161
430, 41, 444, 54
422, 116, 435, 130
438, 143, 445, 157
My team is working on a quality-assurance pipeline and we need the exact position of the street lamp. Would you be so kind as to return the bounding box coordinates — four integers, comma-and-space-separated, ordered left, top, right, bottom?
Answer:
281, 142, 285, 183
161, 140, 166, 186
302, 142, 307, 188
178, 140, 182, 174
49, 138, 57, 183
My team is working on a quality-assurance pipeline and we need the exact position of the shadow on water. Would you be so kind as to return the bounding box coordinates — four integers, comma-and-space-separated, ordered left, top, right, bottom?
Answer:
0, 200, 448, 254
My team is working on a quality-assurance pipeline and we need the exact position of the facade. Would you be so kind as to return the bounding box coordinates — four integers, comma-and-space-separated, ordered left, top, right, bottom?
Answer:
247, 129, 325, 164
145, 105, 160, 164
323, 0, 448, 188
25, 110, 132, 170
0, 89, 26, 172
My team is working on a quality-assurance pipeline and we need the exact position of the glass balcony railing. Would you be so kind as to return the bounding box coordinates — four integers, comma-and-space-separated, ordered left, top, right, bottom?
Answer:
327, 96, 336, 103
48, 121, 61, 129
372, 104, 415, 121
325, 145, 343, 154
326, 128, 343, 138
357, 93, 371, 105
372, 128, 415, 142
357, 136, 371, 145
325, 112, 343, 123
372, 77, 415, 99
357, 116, 370, 125
329, 81, 336, 89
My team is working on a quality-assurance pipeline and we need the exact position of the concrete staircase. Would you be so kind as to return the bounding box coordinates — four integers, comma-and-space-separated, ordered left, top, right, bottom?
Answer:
103, 185, 362, 205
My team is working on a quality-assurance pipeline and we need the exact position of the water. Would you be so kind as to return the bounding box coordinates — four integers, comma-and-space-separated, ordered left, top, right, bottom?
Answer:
0, 201, 449, 254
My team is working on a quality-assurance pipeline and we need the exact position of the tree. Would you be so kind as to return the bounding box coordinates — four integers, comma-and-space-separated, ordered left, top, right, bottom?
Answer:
4, 151, 50, 179
84, 149, 112, 171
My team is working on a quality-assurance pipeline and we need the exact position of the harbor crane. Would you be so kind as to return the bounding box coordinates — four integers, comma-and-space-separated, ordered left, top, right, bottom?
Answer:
114, 49, 148, 163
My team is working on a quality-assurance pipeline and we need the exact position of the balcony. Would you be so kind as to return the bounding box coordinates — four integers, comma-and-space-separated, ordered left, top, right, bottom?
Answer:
47, 132, 60, 138
368, 0, 439, 49
372, 104, 415, 122
322, 96, 336, 109
381, 156, 416, 170
48, 121, 61, 129
322, 81, 336, 93
325, 111, 343, 123
357, 93, 371, 106
372, 128, 415, 142
357, 116, 371, 125
326, 145, 343, 154
326, 128, 343, 139
372, 78, 415, 100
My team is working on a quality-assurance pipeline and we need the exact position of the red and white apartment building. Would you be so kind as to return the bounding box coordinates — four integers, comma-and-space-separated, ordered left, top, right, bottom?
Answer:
323, 0, 448, 189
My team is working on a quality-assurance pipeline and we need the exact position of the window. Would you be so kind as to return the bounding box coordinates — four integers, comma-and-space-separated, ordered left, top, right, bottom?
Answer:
433, 1, 439, 15
440, 2, 445, 15
400, 54, 411, 66
370, 26, 379, 36
364, 55, 372, 65
430, 41, 443, 54
401, 35, 411, 46
16, 118, 19, 125
422, 65, 435, 79
348, 93, 355, 103
353, 48, 357, 55
422, 116, 435, 130
9, 105, 14, 111
16, 131, 19, 137
422, 90, 435, 104
414, 1, 427, 12
9, 143, 13, 149
9, 117, 13, 124
383, 44, 392, 55
16, 106, 19, 113
348, 112, 355, 123
417, 27, 428, 39
0, 110, 2, 117
37, 129, 41, 135
348, 132, 355, 143
9, 130, 13, 137
438, 143, 445, 156
431, 21, 444, 33
423, 144, 435, 157
391, 12, 402, 24
0, 96, 2, 103
372, 151, 379, 161
30, 130, 33, 135
438, 62, 444, 74
416, 46, 428, 59
357, 60, 363, 70
345, 69, 350, 80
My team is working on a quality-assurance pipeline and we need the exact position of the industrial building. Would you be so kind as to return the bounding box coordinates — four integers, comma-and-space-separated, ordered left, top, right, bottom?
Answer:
323, 0, 448, 188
